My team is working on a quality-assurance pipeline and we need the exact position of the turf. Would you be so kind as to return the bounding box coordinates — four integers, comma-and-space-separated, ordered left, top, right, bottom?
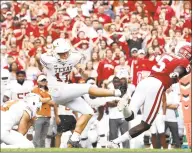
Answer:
0, 148, 191, 152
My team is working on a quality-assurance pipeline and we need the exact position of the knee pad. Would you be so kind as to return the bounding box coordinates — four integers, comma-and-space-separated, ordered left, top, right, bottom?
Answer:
144, 135, 151, 145
129, 121, 151, 138
125, 111, 134, 122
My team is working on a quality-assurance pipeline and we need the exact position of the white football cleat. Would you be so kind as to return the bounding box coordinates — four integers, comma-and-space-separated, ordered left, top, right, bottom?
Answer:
106, 141, 119, 148
117, 98, 129, 112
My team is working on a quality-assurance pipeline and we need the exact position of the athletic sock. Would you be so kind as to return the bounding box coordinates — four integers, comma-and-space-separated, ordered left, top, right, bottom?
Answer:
113, 131, 132, 144
71, 131, 81, 141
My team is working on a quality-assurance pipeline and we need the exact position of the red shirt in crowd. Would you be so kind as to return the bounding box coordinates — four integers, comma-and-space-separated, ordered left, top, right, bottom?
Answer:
28, 47, 46, 57
13, 30, 24, 49
3, 59, 23, 71
97, 13, 112, 25
44, 2, 56, 17
26, 23, 37, 36
97, 58, 117, 83
33, 27, 49, 38
147, 37, 165, 48
154, 5, 175, 21
129, 58, 156, 86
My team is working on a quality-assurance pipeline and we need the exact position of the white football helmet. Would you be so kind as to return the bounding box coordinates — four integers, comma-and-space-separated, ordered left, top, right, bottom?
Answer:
24, 93, 42, 118
53, 38, 71, 53
53, 38, 71, 61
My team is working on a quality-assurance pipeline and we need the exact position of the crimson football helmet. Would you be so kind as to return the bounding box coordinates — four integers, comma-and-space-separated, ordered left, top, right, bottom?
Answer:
178, 45, 192, 61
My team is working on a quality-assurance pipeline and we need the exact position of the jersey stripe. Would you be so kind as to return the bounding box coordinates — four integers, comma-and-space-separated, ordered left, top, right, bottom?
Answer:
40, 57, 48, 68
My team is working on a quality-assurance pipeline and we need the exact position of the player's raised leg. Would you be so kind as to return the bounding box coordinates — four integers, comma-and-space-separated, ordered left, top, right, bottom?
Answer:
51, 83, 121, 104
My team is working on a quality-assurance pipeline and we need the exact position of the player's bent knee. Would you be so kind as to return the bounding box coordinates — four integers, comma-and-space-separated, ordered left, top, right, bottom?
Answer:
125, 111, 134, 122
129, 121, 151, 138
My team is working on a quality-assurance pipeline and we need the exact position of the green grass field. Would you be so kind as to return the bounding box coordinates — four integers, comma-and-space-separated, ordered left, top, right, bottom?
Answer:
0, 148, 191, 152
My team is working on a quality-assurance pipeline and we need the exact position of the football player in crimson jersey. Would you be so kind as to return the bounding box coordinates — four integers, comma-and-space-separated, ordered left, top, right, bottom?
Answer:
107, 45, 191, 148
38, 38, 122, 148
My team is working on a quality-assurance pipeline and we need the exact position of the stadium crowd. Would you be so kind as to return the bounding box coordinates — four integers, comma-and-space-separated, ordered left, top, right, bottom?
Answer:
0, 0, 191, 149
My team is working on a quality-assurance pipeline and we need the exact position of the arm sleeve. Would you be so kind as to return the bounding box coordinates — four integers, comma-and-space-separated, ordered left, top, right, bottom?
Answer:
40, 54, 50, 69
173, 66, 188, 79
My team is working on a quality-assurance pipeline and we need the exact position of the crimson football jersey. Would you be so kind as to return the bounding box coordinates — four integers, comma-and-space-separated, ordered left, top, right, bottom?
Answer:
151, 54, 190, 89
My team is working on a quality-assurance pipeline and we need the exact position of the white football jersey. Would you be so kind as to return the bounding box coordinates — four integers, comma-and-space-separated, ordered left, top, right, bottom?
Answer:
4, 80, 34, 100
40, 52, 83, 83
1, 102, 27, 131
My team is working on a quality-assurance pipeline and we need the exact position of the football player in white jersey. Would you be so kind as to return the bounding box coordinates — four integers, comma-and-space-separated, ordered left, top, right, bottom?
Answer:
39, 38, 121, 147
3, 71, 34, 103
1, 93, 42, 148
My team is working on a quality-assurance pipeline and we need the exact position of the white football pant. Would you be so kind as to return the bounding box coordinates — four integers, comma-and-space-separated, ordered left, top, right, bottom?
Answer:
1, 130, 34, 148
49, 83, 94, 115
